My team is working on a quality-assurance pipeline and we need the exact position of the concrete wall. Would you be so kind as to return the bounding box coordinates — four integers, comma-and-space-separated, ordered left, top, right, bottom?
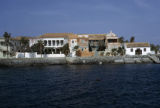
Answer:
16, 52, 65, 58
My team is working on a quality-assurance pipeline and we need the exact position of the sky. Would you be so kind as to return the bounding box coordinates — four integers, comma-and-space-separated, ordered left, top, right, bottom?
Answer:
0, 0, 160, 44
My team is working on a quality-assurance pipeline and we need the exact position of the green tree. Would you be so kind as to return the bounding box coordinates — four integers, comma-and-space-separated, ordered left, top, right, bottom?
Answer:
20, 37, 29, 57
150, 44, 160, 54
130, 36, 135, 43
74, 45, 79, 50
76, 50, 81, 56
3, 32, 11, 58
98, 40, 106, 51
31, 40, 44, 58
60, 43, 70, 56
117, 47, 125, 56
118, 36, 124, 43
111, 48, 118, 56
125, 40, 129, 43
38, 40, 44, 58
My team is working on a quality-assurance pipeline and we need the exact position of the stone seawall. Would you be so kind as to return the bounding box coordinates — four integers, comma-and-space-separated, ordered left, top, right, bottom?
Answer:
0, 58, 66, 66
66, 56, 153, 64
0, 55, 159, 66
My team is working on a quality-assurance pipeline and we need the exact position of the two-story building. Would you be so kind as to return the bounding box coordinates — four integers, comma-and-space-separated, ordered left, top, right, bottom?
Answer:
0, 37, 21, 58
68, 34, 78, 57
105, 31, 121, 52
29, 33, 73, 54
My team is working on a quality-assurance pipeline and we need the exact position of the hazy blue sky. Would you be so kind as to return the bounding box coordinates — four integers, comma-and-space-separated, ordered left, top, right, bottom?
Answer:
0, 0, 159, 44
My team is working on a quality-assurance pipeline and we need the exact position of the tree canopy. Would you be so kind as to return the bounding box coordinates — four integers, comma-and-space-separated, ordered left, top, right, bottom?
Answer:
150, 44, 160, 54
118, 36, 124, 43
20, 37, 29, 52
3, 32, 11, 58
60, 43, 70, 56
130, 36, 135, 42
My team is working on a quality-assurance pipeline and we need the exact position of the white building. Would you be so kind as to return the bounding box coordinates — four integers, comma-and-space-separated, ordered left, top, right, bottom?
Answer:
0, 37, 21, 58
124, 42, 151, 55
29, 33, 72, 54
68, 34, 78, 57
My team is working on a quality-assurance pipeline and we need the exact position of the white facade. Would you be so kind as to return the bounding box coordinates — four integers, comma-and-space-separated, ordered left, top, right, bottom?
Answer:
29, 38, 67, 48
125, 47, 151, 55
69, 39, 78, 57
16, 52, 65, 58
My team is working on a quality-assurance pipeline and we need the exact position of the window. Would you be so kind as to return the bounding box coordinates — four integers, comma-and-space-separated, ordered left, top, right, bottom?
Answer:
48, 40, 51, 46
61, 40, 64, 45
82, 48, 83, 51
52, 40, 55, 46
81, 39, 85, 43
3, 51, 6, 57
144, 48, 146, 52
108, 39, 118, 43
131, 48, 133, 52
44, 40, 47, 46
57, 40, 59, 46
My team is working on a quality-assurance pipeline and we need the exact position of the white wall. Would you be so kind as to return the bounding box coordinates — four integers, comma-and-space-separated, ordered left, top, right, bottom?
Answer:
69, 39, 78, 57
125, 47, 151, 55
16, 52, 65, 58
29, 38, 68, 48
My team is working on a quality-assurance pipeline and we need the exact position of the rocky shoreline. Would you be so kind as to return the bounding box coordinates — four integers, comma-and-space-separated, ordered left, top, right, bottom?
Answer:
0, 55, 159, 67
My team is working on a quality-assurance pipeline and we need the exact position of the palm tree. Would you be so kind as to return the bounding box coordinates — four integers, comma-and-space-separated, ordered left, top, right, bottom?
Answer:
3, 32, 11, 58
151, 44, 160, 54
20, 37, 29, 58
130, 36, 135, 43
125, 40, 129, 43
37, 40, 44, 58
118, 36, 124, 43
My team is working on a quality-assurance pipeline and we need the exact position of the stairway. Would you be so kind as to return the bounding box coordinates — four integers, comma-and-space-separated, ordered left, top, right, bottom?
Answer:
148, 55, 160, 64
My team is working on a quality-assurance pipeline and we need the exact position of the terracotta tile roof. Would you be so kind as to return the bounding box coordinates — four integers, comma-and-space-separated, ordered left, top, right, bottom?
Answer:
39, 33, 75, 38
88, 34, 106, 40
88, 34, 106, 36
11, 36, 30, 41
126, 42, 150, 48
68, 34, 78, 39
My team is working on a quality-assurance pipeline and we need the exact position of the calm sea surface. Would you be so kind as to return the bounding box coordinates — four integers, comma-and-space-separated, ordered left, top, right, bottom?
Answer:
0, 64, 160, 108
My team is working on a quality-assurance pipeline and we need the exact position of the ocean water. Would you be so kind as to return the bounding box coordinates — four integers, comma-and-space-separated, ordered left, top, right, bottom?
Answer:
0, 64, 160, 108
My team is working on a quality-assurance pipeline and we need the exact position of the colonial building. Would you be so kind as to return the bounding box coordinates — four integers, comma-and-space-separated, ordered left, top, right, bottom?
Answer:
124, 42, 151, 55
29, 33, 73, 54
